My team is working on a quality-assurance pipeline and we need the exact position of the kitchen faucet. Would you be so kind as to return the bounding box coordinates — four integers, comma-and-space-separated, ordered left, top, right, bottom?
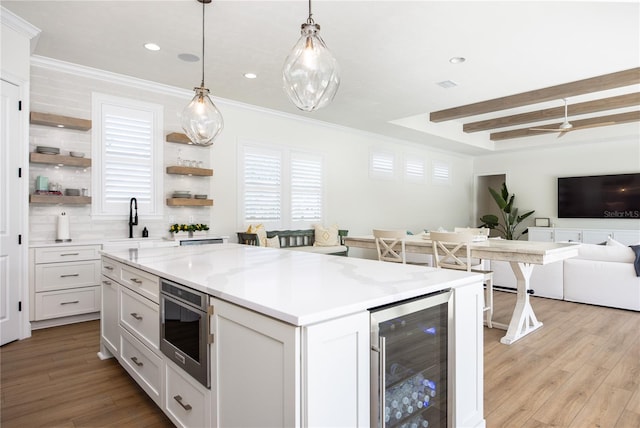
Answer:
129, 197, 138, 238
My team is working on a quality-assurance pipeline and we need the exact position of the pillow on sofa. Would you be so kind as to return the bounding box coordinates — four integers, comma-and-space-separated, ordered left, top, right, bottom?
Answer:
577, 243, 635, 263
266, 235, 281, 248
246, 224, 267, 247
314, 224, 339, 246
606, 237, 627, 247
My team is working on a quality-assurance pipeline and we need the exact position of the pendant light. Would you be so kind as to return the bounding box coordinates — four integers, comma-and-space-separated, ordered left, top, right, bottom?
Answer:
181, 0, 223, 146
282, 0, 340, 111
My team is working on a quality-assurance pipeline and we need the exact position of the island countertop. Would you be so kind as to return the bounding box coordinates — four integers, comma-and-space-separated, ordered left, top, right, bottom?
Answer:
101, 243, 481, 326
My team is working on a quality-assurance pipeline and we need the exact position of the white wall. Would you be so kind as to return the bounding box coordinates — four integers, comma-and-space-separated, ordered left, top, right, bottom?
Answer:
28, 59, 475, 248
473, 138, 640, 233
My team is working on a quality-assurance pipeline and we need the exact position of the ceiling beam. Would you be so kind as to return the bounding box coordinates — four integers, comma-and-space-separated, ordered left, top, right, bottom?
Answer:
430, 67, 640, 123
490, 111, 640, 141
463, 93, 640, 133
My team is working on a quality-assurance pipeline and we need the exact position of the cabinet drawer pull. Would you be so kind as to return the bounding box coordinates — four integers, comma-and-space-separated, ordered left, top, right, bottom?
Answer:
130, 278, 143, 284
130, 312, 143, 320
60, 253, 80, 256
102, 280, 112, 285
60, 273, 80, 278
173, 395, 192, 411
130, 356, 143, 367
104, 265, 114, 271
60, 300, 79, 305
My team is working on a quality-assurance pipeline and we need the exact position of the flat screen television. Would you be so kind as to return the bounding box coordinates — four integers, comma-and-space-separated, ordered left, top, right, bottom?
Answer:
558, 173, 640, 219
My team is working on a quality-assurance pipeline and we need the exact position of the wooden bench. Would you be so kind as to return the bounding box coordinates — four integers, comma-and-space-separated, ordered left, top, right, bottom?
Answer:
237, 229, 349, 256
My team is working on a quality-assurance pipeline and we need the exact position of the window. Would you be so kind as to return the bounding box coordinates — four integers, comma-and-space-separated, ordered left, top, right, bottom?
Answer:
404, 156, 425, 182
240, 142, 323, 229
432, 160, 451, 184
370, 151, 395, 179
92, 94, 163, 218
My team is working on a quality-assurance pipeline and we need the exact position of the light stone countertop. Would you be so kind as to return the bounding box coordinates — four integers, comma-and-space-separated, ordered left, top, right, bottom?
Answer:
101, 243, 481, 326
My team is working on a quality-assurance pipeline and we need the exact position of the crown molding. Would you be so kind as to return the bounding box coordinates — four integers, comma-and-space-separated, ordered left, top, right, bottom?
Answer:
1, 6, 41, 52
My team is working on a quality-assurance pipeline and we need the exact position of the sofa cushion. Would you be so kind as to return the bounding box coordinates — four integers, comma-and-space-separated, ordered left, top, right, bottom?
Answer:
266, 235, 281, 248
287, 245, 347, 255
577, 243, 634, 263
314, 224, 339, 246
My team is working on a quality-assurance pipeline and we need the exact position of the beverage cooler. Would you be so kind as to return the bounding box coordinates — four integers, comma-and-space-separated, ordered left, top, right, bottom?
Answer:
370, 289, 452, 428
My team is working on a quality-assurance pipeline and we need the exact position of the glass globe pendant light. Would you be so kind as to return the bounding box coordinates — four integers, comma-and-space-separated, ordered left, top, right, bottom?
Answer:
282, 0, 340, 111
181, 0, 223, 146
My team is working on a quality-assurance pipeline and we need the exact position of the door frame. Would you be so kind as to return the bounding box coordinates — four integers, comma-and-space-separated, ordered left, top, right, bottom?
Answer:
1, 71, 31, 343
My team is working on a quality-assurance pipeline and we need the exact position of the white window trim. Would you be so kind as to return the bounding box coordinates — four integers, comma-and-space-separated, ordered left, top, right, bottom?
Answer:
238, 140, 325, 230
91, 93, 164, 220
369, 150, 396, 180
432, 160, 451, 185
404, 155, 426, 183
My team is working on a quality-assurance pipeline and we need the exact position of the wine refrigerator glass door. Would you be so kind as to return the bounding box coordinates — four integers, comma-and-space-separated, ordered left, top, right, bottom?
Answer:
370, 289, 452, 428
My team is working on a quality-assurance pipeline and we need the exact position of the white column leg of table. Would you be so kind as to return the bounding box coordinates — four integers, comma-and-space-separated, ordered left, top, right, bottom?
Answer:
493, 261, 543, 345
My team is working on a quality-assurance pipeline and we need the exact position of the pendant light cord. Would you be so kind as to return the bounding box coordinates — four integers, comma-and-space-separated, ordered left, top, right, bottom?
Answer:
307, 0, 314, 24
201, 0, 205, 87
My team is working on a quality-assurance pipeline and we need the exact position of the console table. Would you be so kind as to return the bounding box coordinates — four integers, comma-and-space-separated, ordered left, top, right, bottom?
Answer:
344, 235, 579, 345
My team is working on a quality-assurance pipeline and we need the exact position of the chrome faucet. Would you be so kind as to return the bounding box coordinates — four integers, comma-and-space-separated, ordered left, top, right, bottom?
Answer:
129, 197, 138, 238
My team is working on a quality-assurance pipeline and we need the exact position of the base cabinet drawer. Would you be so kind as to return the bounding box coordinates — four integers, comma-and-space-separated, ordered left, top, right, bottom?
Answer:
120, 286, 159, 351
35, 245, 100, 263
35, 286, 100, 320
119, 264, 160, 303
165, 360, 210, 428
35, 260, 101, 292
120, 327, 163, 406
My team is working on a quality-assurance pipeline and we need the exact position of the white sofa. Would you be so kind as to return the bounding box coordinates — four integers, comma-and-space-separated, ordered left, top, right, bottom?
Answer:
491, 240, 640, 311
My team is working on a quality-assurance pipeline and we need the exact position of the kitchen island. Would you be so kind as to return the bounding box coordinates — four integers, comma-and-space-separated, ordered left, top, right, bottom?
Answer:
99, 243, 486, 428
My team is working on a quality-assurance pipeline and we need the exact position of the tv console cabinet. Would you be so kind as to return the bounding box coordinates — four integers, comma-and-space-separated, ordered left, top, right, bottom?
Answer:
528, 227, 640, 245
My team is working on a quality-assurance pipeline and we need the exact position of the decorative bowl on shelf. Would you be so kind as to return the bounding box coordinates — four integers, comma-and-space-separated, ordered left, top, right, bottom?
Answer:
172, 190, 191, 199
36, 146, 60, 154
65, 188, 80, 196
70, 151, 85, 158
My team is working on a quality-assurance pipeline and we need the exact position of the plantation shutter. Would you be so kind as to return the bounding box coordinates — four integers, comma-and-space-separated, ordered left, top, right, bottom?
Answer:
405, 157, 425, 181
243, 148, 282, 224
370, 152, 395, 178
291, 154, 322, 222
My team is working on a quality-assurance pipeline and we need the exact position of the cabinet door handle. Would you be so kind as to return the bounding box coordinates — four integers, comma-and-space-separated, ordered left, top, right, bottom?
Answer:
102, 280, 112, 285
60, 273, 80, 278
130, 278, 143, 284
104, 266, 114, 271
60, 300, 79, 305
130, 356, 143, 367
130, 312, 143, 320
60, 253, 80, 256
173, 395, 192, 411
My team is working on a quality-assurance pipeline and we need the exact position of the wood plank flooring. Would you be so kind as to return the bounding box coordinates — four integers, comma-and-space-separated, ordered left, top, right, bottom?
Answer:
1, 291, 639, 427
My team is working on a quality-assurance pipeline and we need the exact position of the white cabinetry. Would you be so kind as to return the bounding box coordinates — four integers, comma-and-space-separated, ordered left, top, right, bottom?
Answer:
529, 227, 640, 245
30, 244, 101, 326
165, 360, 211, 428
98, 257, 165, 407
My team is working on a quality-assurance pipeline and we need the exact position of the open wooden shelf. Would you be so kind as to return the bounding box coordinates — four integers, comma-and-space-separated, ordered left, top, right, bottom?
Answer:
30, 195, 92, 205
166, 165, 213, 176
166, 198, 213, 207
30, 152, 91, 168
30, 112, 92, 131
166, 132, 196, 145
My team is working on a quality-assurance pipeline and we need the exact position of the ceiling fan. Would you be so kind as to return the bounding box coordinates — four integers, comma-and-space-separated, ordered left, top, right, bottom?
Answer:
529, 98, 615, 137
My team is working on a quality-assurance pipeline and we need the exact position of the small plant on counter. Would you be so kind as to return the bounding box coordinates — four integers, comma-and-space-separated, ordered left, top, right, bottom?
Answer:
169, 223, 209, 233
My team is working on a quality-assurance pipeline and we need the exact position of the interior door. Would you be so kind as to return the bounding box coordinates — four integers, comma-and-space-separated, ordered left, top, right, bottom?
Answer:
1, 79, 23, 345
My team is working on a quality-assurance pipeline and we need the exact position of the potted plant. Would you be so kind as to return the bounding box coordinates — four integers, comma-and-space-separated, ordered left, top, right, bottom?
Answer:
479, 182, 534, 240
169, 223, 209, 239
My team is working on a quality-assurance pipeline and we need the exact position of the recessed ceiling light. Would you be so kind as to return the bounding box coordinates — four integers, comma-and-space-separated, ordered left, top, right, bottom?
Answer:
436, 80, 459, 89
243, 73, 257, 79
144, 42, 161, 51
178, 53, 200, 62
449, 57, 466, 64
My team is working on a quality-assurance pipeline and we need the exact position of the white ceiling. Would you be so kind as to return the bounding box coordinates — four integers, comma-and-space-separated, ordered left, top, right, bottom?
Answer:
3, 1, 640, 155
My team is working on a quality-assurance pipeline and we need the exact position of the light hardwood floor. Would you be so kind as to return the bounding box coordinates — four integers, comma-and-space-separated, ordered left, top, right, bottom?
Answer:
1, 291, 639, 427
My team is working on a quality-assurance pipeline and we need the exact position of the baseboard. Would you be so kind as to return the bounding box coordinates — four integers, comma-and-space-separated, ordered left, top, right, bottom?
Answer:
30, 312, 100, 330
